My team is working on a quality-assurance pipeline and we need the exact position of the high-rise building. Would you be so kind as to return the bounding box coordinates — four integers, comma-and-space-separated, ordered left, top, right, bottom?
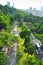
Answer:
7, 1, 10, 7
32, 8, 37, 16
26, 7, 43, 17
29, 7, 32, 13
33, 8, 36, 11
12, 2, 14, 7
41, 6, 43, 11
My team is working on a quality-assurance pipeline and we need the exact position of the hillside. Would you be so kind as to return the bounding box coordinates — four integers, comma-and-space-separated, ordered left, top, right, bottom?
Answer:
0, 4, 43, 65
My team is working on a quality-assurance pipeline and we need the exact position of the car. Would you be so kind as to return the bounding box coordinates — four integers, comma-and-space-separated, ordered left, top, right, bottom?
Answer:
14, 31, 15, 32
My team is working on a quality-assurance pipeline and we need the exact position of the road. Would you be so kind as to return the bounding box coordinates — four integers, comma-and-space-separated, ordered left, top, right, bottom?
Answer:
7, 43, 17, 65
11, 25, 18, 36
7, 25, 18, 65
30, 33, 43, 61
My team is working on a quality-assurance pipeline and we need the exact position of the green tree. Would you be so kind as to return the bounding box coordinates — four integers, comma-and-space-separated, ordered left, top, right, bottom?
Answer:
20, 29, 35, 54
14, 11, 25, 22
28, 55, 43, 65
0, 31, 17, 50
20, 29, 31, 39
24, 37, 35, 54
0, 52, 7, 65
0, 12, 10, 30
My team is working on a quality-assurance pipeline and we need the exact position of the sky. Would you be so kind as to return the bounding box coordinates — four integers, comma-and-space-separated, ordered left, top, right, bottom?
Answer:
0, 0, 43, 10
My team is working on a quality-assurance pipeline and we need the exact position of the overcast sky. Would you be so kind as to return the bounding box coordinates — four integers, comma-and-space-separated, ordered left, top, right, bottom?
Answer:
0, 0, 43, 10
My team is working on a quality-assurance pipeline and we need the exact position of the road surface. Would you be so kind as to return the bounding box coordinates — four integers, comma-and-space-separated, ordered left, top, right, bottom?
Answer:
7, 25, 18, 65
7, 43, 17, 65
30, 33, 43, 61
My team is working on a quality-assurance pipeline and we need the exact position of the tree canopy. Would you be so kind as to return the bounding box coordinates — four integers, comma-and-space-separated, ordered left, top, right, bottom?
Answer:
0, 52, 7, 65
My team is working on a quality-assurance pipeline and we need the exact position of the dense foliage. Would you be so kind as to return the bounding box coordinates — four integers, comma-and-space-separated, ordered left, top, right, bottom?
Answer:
24, 14, 43, 34
0, 11, 10, 30
20, 29, 35, 54
0, 31, 17, 50
0, 52, 7, 65
27, 55, 43, 65
0, 4, 43, 65
0, 4, 18, 65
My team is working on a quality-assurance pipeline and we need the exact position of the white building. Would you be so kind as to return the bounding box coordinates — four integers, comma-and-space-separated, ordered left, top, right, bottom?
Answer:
27, 7, 43, 17
7, 1, 10, 7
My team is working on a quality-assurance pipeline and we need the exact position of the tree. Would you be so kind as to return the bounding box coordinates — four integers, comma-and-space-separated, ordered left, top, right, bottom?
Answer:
20, 29, 35, 54
28, 55, 43, 65
0, 31, 17, 50
20, 29, 31, 39
14, 11, 25, 22
0, 52, 7, 65
24, 37, 35, 54
0, 12, 10, 30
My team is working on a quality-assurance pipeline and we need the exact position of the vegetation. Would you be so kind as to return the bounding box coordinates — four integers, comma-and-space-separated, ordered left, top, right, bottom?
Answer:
0, 31, 17, 50
0, 4, 18, 65
0, 52, 7, 65
24, 14, 43, 34
17, 13, 43, 64
34, 33, 43, 44
0, 3, 43, 65
20, 29, 35, 54
27, 55, 43, 65
0, 11, 10, 30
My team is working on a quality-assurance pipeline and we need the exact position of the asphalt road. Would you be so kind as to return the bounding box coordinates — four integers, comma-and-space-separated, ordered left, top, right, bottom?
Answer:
7, 43, 17, 65
7, 26, 18, 65
30, 33, 43, 61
